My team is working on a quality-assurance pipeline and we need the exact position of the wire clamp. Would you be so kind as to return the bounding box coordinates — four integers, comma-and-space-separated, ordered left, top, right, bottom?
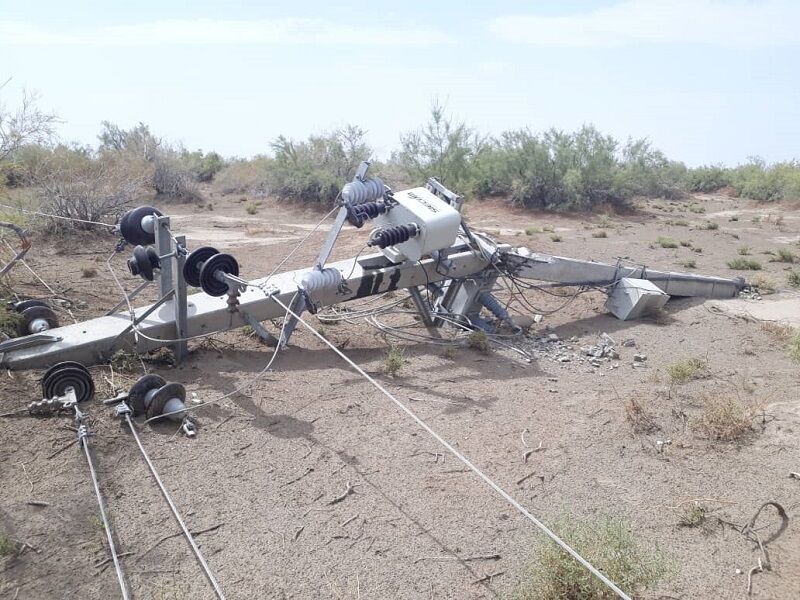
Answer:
181, 418, 197, 438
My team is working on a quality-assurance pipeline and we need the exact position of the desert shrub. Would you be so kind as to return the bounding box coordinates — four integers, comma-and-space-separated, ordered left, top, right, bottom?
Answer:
657, 237, 678, 249
729, 158, 800, 202
789, 332, 800, 362
384, 345, 405, 376
465, 127, 685, 210
750, 274, 775, 293
678, 504, 707, 528
395, 102, 485, 193
686, 165, 731, 192
468, 330, 489, 352
727, 257, 762, 270
214, 156, 273, 195
511, 515, 669, 600
0, 532, 17, 557
667, 357, 706, 383
0, 303, 23, 337
152, 152, 202, 202
33, 148, 145, 230
624, 397, 659, 433
692, 397, 754, 441
98, 121, 161, 161
788, 270, 800, 288
0, 90, 59, 164
179, 149, 224, 182
771, 247, 796, 263
267, 125, 372, 204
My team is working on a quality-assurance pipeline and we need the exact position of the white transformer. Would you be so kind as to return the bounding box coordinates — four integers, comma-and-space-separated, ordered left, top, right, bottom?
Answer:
372, 187, 462, 262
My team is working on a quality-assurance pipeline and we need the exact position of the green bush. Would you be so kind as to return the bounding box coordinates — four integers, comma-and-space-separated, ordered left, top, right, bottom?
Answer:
395, 102, 485, 193
267, 125, 372, 205
729, 158, 800, 202
727, 257, 762, 270
511, 515, 669, 600
214, 156, 273, 195
180, 149, 225, 182
686, 165, 731, 192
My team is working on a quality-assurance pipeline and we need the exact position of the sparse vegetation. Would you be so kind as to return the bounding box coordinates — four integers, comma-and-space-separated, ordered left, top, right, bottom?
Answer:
679, 240, 692, 247
667, 357, 706, 383
245, 202, 258, 215
81, 267, 97, 278
0, 303, 23, 337
686, 165, 730, 192
692, 397, 754, 441
750, 274, 776, 293
789, 332, 800, 363
788, 270, 800, 288
591, 230, 608, 238
384, 345, 405, 376
688, 204, 705, 214
737, 245, 751, 255
678, 504, 707, 528
525, 226, 541, 236
550, 234, 562, 242
680, 259, 697, 269
468, 330, 489, 353
771, 247, 796, 263
727, 257, 762, 270
699, 221, 719, 230
511, 515, 670, 600
657, 237, 679, 249
0, 532, 17, 557
624, 397, 659, 433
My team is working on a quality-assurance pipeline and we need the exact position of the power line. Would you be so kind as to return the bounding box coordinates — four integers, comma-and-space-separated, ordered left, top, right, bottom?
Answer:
123, 410, 225, 599
268, 294, 632, 600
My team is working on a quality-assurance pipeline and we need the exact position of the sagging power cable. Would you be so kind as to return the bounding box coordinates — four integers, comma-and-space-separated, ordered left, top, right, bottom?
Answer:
119, 405, 225, 599
268, 294, 633, 600
74, 403, 130, 600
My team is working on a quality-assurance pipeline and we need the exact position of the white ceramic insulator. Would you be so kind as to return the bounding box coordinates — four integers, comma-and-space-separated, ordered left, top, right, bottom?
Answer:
342, 177, 385, 205
301, 268, 342, 293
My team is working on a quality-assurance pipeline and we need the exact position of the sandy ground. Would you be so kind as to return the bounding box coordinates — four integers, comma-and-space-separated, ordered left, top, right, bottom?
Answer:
1, 189, 799, 600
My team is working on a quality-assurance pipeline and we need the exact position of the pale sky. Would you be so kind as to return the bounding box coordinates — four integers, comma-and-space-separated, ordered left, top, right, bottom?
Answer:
1, 0, 798, 166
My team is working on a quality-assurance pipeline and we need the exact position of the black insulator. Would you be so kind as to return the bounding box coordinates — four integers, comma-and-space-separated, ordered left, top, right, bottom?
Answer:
346, 201, 386, 228
41, 361, 94, 404
199, 252, 239, 297
17, 305, 59, 336
127, 245, 161, 281
183, 246, 219, 287
369, 223, 419, 249
119, 206, 163, 246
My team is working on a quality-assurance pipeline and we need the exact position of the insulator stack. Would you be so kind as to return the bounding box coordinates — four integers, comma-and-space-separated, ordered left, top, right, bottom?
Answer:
342, 177, 385, 205
369, 224, 419, 249
301, 268, 342, 293
479, 291, 510, 321
346, 201, 387, 228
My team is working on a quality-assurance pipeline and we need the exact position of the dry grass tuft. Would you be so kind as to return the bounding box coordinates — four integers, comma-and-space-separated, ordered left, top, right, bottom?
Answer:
667, 358, 706, 383
692, 397, 754, 441
511, 515, 670, 600
624, 397, 659, 433
384, 345, 405, 376
0, 532, 17, 557
727, 257, 761, 270
677, 504, 707, 528
468, 330, 490, 353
